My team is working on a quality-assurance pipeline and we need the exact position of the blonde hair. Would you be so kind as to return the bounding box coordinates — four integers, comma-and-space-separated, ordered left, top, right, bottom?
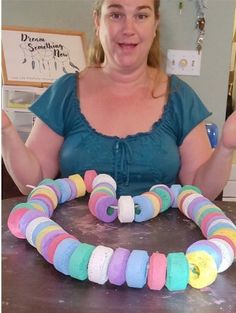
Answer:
88, 0, 161, 68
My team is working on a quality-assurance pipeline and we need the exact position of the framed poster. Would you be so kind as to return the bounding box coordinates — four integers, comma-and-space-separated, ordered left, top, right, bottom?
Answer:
2, 26, 87, 87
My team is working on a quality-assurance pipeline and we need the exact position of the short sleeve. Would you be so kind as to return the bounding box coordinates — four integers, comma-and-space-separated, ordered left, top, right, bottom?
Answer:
170, 76, 212, 146
29, 73, 77, 136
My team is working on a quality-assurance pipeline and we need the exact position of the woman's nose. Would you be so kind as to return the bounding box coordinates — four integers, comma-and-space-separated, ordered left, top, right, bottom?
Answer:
122, 17, 135, 35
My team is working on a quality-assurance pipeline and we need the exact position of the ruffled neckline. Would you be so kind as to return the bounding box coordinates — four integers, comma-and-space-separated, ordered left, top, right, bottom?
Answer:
72, 73, 179, 141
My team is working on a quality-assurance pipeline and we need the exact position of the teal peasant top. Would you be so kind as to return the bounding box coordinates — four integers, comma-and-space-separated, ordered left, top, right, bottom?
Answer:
30, 73, 211, 196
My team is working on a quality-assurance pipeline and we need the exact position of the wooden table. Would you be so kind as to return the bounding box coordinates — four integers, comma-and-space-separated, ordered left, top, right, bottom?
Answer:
2, 197, 236, 313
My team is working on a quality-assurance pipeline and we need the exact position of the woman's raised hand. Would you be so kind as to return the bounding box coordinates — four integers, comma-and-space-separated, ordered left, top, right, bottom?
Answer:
221, 110, 236, 150
2, 109, 13, 131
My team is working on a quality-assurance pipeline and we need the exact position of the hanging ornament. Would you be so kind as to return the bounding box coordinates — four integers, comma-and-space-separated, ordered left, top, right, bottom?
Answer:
179, 1, 184, 15
196, 0, 208, 53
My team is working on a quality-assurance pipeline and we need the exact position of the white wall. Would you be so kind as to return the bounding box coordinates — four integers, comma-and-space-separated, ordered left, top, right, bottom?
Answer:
2, 0, 236, 132
160, 0, 236, 132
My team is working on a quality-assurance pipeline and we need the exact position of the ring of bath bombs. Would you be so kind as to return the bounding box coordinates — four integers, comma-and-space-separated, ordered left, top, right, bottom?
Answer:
203, 214, 228, 229
25, 216, 52, 246
186, 240, 222, 270
161, 185, 175, 206
201, 214, 227, 237
95, 196, 118, 223
186, 250, 217, 289
88, 192, 110, 217
177, 190, 196, 211
181, 185, 202, 194
200, 212, 226, 237
187, 198, 212, 221
91, 182, 116, 194
209, 238, 234, 273
125, 250, 149, 288
28, 199, 52, 216
39, 178, 62, 200
54, 178, 73, 203
209, 229, 236, 249
8, 202, 45, 238
142, 192, 161, 217
84, 170, 97, 193
28, 194, 54, 216
11, 202, 36, 213
69, 174, 86, 197
69, 243, 96, 280
47, 233, 75, 264
35, 224, 64, 253
108, 247, 131, 286
31, 220, 59, 247
177, 188, 195, 204
181, 193, 205, 218
53, 237, 80, 275
27, 185, 58, 210
170, 184, 182, 208
210, 234, 236, 259
117, 196, 135, 223
187, 197, 212, 220
8, 207, 32, 239
177, 185, 201, 209
40, 230, 66, 259
91, 184, 116, 197
28, 185, 57, 200
207, 217, 236, 230
63, 178, 78, 201
196, 206, 224, 227
188, 201, 214, 222
149, 186, 172, 212
88, 245, 114, 285
28, 185, 58, 209
150, 184, 174, 207
19, 210, 48, 237
185, 195, 210, 214
7, 172, 236, 293
92, 174, 117, 191
165, 252, 189, 291
133, 195, 154, 222
147, 252, 167, 290
207, 221, 236, 238
90, 184, 116, 197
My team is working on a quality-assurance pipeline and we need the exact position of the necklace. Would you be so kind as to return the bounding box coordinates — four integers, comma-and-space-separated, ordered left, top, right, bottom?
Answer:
7, 170, 235, 291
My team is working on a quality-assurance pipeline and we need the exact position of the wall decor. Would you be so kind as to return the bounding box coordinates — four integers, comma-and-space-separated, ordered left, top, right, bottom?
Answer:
2, 26, 87, 87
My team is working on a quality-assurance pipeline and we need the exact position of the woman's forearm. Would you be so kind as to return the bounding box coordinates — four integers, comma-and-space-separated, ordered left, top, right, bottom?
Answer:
193, 140, 234, 200
2, 124, 43, 194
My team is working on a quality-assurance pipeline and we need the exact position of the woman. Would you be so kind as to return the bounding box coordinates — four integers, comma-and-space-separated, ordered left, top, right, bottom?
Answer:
2, 0, 236, 199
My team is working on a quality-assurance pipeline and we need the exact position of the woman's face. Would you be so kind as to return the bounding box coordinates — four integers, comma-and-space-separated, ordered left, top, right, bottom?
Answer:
95, 0, 158, 72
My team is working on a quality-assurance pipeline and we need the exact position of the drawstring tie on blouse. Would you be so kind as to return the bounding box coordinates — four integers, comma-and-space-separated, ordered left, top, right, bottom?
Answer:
113, 139, 133, 186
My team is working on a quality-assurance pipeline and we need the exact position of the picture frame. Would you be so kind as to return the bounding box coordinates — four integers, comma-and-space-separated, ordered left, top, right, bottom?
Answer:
2, 26, 87, 87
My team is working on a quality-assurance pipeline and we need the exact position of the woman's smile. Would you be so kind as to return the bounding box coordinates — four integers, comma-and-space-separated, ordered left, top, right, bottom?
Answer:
118, 42, 138, 52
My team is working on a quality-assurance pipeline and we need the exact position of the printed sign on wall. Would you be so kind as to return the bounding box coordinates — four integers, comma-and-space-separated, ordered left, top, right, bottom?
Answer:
2, 26, 87, 87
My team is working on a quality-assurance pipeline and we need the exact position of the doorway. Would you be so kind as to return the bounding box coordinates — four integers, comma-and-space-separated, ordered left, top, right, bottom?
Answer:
226, 8, 236, 119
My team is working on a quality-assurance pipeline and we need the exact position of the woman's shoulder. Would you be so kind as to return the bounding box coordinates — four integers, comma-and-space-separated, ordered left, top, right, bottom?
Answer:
167, 75, 210, 119
42, 73, 78, 98
52, 72, 77, 89
169, 75, 196, 95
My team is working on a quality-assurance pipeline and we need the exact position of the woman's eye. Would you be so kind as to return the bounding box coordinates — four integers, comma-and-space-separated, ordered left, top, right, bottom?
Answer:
110, 12, 123, 20
136, 14, 148, 20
